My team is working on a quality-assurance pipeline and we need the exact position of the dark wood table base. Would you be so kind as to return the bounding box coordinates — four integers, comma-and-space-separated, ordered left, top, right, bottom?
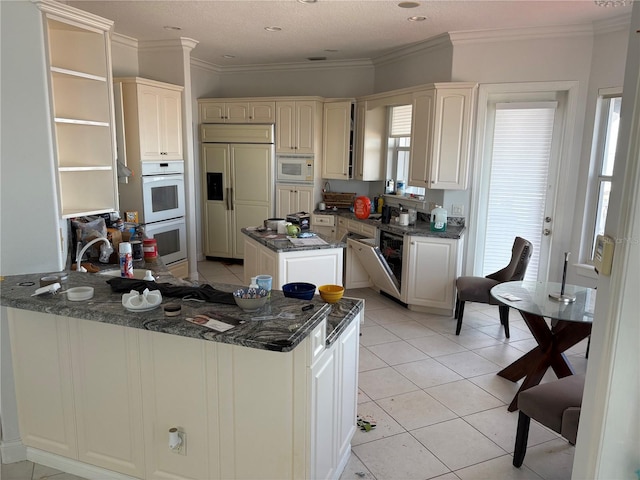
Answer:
498, 310, 592, 412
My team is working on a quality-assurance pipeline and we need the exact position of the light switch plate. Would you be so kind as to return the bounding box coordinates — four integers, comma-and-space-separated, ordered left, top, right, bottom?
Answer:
451, 204, 464, 216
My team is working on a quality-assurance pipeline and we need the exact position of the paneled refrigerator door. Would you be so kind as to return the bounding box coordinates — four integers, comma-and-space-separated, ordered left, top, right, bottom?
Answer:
231, 143, 274, 257
202, 144, 232, 257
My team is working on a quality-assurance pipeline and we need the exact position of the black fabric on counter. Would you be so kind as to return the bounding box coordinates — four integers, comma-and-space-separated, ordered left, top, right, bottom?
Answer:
106, 278, 236, 305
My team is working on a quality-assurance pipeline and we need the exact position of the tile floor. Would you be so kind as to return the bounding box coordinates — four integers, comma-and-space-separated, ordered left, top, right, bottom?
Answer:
2, 259, 588, 480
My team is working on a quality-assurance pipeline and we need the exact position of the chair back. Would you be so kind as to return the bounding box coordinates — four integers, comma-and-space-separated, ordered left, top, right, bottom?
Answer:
486, 237, 533, 282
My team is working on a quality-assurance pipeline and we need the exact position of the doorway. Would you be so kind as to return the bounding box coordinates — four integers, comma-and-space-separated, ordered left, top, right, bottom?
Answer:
471, 84, 575, 281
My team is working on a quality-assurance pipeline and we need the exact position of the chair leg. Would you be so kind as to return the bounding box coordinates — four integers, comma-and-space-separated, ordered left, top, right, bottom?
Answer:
586, 335, 591, 359
455, 301, 465, 335
499, 305, 510, 338
513, 411, 531, 467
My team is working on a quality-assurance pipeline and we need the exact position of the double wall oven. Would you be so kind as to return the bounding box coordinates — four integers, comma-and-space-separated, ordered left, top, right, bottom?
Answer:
137, 161, 187, 266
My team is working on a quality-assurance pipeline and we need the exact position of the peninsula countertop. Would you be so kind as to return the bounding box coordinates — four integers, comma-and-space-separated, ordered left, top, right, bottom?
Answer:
0, 265, 363, 353
241, 227, 346, 252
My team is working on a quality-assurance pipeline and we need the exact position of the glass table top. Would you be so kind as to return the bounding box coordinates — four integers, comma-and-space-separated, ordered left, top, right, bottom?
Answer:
491, 281, 596, 323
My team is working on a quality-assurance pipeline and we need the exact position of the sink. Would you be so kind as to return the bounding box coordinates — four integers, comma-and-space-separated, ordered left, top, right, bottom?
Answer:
97, 269, 155, 280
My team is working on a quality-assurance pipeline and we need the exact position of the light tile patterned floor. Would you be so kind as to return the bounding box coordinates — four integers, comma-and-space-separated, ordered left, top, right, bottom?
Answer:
2, 259, 586, 480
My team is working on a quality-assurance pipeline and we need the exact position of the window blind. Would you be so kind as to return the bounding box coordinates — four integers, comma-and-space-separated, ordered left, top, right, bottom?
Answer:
389, 105, 412, 137
482, 104, 557, 280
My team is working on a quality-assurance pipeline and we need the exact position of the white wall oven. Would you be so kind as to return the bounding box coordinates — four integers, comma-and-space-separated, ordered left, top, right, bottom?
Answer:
145, 216, 187, 265
141, 161, 185, 223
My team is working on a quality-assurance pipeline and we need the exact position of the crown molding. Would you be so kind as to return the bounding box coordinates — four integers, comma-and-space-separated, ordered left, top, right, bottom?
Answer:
372, 33, 452, 68
112, 32, 138, 50
592, 12, 632, 35
138, 37, 199, 53
190, 57, 373, 75
449, 23, 594, 45
34, 0, 113, 31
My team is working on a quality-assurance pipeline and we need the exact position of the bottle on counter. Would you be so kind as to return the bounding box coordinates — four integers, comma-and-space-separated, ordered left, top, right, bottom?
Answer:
129, 225, 144, 262
430, 205, 448, 232
119, 242, 134, 278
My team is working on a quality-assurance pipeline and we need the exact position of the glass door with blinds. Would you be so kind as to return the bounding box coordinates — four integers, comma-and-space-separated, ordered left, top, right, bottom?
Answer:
476, 99, 564, 281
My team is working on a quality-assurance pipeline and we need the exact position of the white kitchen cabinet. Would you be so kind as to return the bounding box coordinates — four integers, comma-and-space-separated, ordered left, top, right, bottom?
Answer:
322, 100, 354, 179
139, 330, 213, 480
115, 77, 183, 162
276, 184, 314, 217
276, 100, 319, 154
311, 213, 336, 238
404, 235, 464, 314
243, 235, 343, 288
68, 318, 145, 478
8, 310, 77, 459
43, 6, 118, 218
199, 100, 275, 124
409, 83, 477, 190
353, 102, 386, 181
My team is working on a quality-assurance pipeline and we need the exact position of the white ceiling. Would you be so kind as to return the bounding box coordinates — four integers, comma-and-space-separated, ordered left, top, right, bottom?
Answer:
66, 0, 633, 67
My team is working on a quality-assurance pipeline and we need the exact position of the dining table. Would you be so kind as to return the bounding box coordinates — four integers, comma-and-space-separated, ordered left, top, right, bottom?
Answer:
490, 280, 596, 412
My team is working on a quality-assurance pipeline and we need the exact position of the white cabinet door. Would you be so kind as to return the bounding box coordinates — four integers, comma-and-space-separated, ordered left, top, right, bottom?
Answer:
137, 83, 183, 161
280, 249, 344, 289
310, 346, 338, 480
226, 102, 250, 122
276, 185, 296, 218
276, 101, 317, 154
296, 185, 314, 213
409, 84, 476, 190
139, 330, 213, 480
199, 101, 226, 123
249, 101, 276, 123
336, 319, 359, 466
405, 236, 459, 311
353, 102, 385, 181
345, 240, 372, 289
69, 318, 145, 478
8, 310, 78, 459
322, 100, 352, 179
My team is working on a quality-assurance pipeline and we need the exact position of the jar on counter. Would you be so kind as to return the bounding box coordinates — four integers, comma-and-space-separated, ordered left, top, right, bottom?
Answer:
143, 238, 158, 263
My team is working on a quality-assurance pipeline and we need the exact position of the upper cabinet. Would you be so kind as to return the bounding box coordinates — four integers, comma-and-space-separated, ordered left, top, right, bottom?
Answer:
114, 77, 183, 163
200, 100, 275, 124
42, 5, 118, 218
275, 100, 319, 154
409, 83, 477, 190
353, 102, 386, 181
321, 100, 354, 179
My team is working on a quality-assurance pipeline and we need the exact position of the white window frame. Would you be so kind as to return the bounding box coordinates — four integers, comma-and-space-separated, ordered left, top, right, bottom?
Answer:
585, 87, 623, 263
386, 104, 424, 196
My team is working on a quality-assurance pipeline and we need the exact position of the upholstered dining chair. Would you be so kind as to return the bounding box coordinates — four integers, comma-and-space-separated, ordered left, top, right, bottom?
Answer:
454, 237, 533, 338
513, 374, 585, 467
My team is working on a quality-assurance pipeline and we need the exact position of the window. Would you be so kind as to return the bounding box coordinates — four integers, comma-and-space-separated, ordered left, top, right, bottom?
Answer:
386, 104, 424, 195
590, 93, 621, 256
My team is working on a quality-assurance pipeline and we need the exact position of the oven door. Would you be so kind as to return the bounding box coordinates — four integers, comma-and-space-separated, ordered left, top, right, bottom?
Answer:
145, 217, 187, 265
142, 174, 185, 223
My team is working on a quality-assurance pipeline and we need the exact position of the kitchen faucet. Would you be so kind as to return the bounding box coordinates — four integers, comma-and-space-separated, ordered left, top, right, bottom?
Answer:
75, 237, 112, 272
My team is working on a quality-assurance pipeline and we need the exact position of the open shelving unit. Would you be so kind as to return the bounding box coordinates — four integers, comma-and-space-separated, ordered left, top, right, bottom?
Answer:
43, 10, 118, 218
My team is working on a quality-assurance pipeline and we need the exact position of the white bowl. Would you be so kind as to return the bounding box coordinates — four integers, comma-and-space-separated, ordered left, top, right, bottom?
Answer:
66, 286, 94, 302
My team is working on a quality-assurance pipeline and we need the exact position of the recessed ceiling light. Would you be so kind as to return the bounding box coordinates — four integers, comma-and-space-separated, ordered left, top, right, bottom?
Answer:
163, 25, 182, 31
398, 1, 420, 8
324, 49, 339, 53
265, 26, 282, 32
298, 0, 317, 3
407, 16, 427, 22
223, 54, 235, 59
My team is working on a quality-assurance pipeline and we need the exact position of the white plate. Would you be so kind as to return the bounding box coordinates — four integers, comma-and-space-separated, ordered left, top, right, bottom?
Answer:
66, 286, 94, 301
125, 304, 160, 313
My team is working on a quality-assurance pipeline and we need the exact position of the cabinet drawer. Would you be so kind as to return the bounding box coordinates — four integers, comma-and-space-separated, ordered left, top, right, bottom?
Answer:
312, 214, 335, 227
360, 224, 378, 238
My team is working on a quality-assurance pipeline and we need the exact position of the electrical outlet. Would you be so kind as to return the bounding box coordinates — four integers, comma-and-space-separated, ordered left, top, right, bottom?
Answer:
451, 204, 464, 216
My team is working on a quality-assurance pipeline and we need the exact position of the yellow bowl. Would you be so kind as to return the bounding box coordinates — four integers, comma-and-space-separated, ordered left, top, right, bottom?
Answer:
318, 284, 344, 304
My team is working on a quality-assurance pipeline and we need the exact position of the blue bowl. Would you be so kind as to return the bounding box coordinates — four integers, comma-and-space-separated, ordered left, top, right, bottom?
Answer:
282, 282, 316, 300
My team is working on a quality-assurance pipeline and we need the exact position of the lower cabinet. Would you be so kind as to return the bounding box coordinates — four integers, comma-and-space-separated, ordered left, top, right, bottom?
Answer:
244, 235, 344, 289
8, 308, 361, 480
404, 235, 464, 313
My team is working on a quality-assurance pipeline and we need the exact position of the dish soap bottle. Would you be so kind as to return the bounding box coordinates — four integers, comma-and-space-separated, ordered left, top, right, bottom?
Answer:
430, 205, 448, 232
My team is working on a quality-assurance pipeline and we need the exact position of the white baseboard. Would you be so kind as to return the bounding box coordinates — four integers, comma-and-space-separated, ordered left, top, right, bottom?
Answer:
0, 439, 27, 463
26, 448, 138, 480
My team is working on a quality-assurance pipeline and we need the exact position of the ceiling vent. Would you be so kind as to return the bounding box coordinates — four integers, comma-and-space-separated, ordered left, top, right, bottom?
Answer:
307, 56, 327, 61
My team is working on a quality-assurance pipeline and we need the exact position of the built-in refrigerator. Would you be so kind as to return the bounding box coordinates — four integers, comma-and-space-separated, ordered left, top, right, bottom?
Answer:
201, 124, 275, 259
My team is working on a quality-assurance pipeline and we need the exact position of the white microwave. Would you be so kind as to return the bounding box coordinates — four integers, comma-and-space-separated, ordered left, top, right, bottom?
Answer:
276, 155, 314, 183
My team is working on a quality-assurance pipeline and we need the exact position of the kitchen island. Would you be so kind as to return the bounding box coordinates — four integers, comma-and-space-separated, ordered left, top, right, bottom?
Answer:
242, 227, 346, 289
1, 267, 362, 480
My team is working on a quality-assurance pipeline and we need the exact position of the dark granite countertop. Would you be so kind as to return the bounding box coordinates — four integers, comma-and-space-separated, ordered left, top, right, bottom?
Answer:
242, 227, 346, 252
312, 210, 466, 240
0, 264, 363, 353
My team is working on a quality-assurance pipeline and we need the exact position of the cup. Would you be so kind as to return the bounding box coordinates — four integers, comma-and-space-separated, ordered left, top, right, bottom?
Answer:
277, 222, 287, 234
399, 213, 409, 226
318, 202, 326, 211
286, 224, 301, 236
256, 274, 272, 297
